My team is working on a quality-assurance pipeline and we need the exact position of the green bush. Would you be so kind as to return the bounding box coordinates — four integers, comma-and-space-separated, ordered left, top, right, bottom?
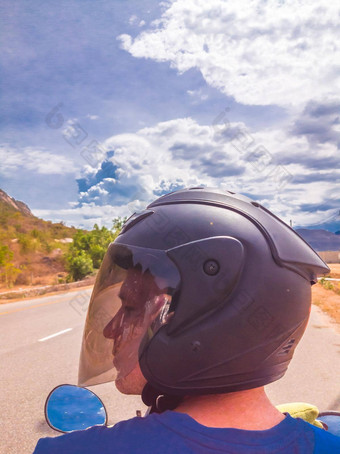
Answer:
42, 239, 54, 254
0, 244, 13, 266
18, 235, 36, 253
67, 251, 94, 281
89, 244, 106, 269
1, 262, 22, 287
63, 217, 126, 281
319, 277, 340, 295
31, 228, 49, 241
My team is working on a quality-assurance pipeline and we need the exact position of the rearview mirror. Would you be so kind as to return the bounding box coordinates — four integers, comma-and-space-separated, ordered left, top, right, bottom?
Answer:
318, 412, 340, 437
45, 384, 107, 433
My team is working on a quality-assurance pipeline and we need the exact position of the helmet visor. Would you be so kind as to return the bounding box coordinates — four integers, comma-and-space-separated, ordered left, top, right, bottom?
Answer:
78, 243, 180, 386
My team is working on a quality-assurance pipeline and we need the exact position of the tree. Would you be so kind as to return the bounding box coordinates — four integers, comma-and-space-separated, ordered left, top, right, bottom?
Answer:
0, 244, 13, 266
2, 262, 21, 288
89, 244, 106, 269
66, 251, 93, 282
0, 244, 20, 287
64, 217, 126, 281
112, 217, 127, 233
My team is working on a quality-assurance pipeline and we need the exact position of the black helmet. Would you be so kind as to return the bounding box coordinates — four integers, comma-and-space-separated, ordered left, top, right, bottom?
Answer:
78, 188, 329, 400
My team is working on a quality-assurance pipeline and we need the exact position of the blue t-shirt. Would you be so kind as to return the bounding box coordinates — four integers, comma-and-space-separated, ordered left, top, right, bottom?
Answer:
34, 411, 340, 453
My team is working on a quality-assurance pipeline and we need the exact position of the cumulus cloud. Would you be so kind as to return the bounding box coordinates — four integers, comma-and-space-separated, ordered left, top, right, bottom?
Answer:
290, 100, 340, 148
76, 117, 252, 206
118, 0, 340, 108
28, 0, 338, 230
72, 115, 339, 229
32, 203, 129, 230
0, 145, 77, 175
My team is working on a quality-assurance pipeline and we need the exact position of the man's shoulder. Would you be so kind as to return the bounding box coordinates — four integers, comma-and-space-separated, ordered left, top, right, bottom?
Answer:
291, 416, 340, 453
307, 422, 340, 453
33, 414, 167, 454
33, 412, 340, 454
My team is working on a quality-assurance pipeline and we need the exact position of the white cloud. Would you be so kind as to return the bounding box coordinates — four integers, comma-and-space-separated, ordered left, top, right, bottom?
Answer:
32, 203, 128, 230
129, 15, 138, 25
111, 0, 339, 229
73, 115, 339, 228
128, 15, 146, 27
187, 88, 208, 101
118, 0, 340, 108
0, 145, 77, 175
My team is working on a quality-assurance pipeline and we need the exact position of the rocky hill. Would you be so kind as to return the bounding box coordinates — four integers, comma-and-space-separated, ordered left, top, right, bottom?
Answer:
0, 188, 79, 289
0, 188, 77, 236
0, 189, 33, 217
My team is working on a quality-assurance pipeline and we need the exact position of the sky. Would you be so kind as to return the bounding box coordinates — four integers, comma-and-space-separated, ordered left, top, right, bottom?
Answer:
1, 0, 339, 231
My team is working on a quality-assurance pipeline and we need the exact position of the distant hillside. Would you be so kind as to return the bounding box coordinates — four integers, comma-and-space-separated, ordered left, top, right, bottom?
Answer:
0, 188, 79, 288
0, 189, 123, 291
0, 189, 33, 217
296, 229, 340, 251
0, 188, 78, 237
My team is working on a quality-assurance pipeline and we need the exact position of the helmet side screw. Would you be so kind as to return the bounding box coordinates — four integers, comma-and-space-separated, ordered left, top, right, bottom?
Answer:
203, 260, 220, 276
191, 341, 201, 352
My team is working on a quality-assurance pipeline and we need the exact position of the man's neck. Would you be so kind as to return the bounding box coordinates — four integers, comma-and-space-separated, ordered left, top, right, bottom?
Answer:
174, 387, 285, 430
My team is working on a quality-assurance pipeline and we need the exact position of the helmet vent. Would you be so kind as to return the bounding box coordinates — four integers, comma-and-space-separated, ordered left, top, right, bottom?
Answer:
278, 339, 296, 356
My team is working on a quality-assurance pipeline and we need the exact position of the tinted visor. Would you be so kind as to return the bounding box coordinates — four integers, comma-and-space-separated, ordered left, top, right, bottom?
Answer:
78, 243, 180, 386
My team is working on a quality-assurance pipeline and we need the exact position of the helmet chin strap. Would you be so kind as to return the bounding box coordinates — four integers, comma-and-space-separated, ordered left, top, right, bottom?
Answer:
142, 383, 183, 414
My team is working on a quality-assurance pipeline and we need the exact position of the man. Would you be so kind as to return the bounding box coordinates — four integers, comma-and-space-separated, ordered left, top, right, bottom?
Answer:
34, 188, 340, 453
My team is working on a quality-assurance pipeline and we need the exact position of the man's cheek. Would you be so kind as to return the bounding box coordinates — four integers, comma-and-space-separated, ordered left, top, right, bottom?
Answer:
115, 365, 147, 395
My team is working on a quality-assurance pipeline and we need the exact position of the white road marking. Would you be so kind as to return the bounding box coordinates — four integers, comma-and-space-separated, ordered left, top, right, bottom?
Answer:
38, 328, 73, 342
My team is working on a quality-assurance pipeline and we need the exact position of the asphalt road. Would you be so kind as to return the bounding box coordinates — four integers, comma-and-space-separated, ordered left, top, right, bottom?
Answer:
0, 289, 147, 454
0, 289, 339, 454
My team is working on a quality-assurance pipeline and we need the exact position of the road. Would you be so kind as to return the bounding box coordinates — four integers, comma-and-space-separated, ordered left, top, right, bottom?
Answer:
0, 289, 339, 454
0, 289, 147, 454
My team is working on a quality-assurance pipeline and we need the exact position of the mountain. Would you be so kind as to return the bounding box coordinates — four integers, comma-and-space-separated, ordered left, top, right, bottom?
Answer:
0, 189, 33, 217
296, 229, 340, 251
0, 188, 79, 289
0, 188, 78, 235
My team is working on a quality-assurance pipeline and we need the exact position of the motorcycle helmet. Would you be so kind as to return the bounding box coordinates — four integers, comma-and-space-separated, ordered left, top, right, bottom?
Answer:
78, 188, 329, 405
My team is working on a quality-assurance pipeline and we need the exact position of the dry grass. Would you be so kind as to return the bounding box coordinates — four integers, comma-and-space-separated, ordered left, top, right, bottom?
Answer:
312, 284, 340, 324
312, 263, 340, 325
0, 243, 66, 291
327, 263, 340, 279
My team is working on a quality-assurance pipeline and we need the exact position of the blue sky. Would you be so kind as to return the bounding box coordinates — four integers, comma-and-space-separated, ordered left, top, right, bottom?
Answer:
1, 0, 339, 231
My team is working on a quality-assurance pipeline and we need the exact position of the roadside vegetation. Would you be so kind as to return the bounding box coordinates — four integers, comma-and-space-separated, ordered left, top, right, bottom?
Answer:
312, 264, 340, 325
0, 197, 126, 289
65, 218, 125, 282
318, 277, 340, 295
